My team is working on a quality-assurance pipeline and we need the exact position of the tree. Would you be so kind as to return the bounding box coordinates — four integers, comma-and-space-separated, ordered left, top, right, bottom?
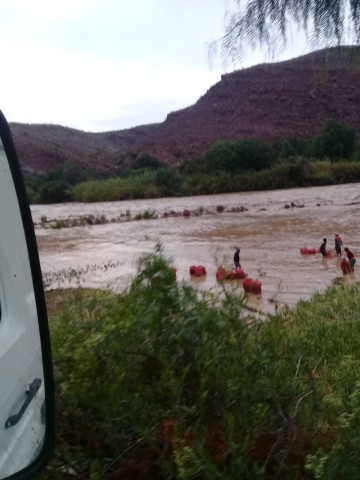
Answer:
205, 139, 274, 173
178, 158, 205, 175
212, 1, 360, 62
39, 180, 70, 204
133, 154, 163, 170
276, 135, 308, 159
311, 119, 356, 160
155, 168, 182, 196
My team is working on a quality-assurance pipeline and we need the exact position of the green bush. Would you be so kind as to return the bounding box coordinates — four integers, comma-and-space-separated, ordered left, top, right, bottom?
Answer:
311, 119, 356, 160
205, 139, 275, 174
155, 168, 182, 196
276, 135, 309, 158
45, 246, 360, 479
38, 180, 70, 204
331, 160, 360, 183
25, 185, 38, 204
133, 153, 163, 170
181, 171, 235, 196
70, 172, 161, 202
178, 158, 206, 175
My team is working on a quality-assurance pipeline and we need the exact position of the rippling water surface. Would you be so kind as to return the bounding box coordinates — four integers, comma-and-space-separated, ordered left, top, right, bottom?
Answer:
32, 183, 360, 313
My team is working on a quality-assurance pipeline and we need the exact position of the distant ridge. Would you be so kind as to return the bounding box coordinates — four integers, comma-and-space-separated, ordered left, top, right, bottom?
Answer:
10, 46, 360, 175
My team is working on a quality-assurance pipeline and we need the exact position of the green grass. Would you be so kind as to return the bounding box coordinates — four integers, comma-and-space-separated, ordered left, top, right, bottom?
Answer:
70, 171, 161, 202
43, 247, 360, 479
68, 159, 360, 202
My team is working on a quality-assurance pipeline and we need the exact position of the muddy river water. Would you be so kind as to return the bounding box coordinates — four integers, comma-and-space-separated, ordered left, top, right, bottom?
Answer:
31, 183, 360, 313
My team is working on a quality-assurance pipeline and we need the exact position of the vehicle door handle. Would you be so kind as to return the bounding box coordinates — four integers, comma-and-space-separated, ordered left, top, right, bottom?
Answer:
5, 378, 42, 429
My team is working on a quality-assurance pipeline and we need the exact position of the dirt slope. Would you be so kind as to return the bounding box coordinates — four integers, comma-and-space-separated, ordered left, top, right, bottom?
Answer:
9, 46, 360, 174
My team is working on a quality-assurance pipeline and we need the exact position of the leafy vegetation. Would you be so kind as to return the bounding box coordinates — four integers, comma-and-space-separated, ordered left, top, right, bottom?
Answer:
205, 138, 275, 174
44, 247, 360, 479
25, 119, 360, 204
211, 4, 360, 62
310, 119, 356, 160
24, 161, 108, 204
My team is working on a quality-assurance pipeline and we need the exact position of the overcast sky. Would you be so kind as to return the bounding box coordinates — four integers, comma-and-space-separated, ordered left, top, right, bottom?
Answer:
0, 0, 311, 132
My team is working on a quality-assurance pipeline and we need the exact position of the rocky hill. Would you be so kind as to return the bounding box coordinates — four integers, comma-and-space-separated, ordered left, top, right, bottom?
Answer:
9, 46, 360, 175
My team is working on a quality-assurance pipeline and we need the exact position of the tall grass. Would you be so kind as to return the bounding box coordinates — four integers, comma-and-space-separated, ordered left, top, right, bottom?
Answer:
69, 159, 360, 202
70, 171, 160, 202
45, 248, 360, 479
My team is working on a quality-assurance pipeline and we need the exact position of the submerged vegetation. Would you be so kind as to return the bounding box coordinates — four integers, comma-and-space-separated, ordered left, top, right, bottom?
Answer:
25, 119, 360, 204
44, 247, 360, 479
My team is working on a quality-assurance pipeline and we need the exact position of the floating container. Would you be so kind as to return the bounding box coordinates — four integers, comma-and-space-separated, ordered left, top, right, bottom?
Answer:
189, 265, 207, 277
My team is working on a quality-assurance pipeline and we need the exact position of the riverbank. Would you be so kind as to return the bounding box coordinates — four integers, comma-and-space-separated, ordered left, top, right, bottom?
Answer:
43, 250, 360, 480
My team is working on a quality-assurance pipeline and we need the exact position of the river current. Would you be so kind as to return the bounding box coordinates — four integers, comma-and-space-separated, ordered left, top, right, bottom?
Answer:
31, 183, 360, 313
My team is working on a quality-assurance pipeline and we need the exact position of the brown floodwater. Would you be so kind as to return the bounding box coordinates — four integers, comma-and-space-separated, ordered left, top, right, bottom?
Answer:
31, 183, 360, 313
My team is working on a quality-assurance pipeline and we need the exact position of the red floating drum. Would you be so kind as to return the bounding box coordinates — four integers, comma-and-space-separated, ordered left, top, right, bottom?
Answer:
252, 279, 262, 294
234, 269, 246, 279
341, 258, 351, 275
190, 265, 207, 276
243, 277, 254, 292
242, 278, 262, 294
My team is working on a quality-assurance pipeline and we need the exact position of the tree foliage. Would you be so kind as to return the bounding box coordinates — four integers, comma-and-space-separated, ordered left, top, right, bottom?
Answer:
39, 180, 70, 204
276, 135, 308, 159
310, 118, 356, 160
46, 161, 100, 185
155, 168, 182, 196
212, 0, 360, 62
205, 138, 275, 173
133, 153, 163, 170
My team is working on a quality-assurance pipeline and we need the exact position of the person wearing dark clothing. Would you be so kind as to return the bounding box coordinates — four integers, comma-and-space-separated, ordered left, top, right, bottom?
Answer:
344, 247, 356, 272
334, 234, 343, 256
234, 247, 241, 269
320, 238, 327, 258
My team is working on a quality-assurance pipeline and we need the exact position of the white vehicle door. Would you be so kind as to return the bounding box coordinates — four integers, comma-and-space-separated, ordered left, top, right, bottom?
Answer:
0, 111, 54, 479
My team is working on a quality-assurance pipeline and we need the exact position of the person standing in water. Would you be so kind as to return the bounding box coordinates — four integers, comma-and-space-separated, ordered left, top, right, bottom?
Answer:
334, 234, 343, 257
320, 238, 327, 258
344, 247, 356, 272
234, 247, 241, 269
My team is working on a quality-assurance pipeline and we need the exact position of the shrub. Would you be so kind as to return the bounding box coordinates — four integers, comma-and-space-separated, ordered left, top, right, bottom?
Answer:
310, 119, 356, 160
178, 158, 206, 175
205, 139, 275, 174
38, 180, 70, 204
70, 172, 161, 202
155, 168, 182, 196
276, 135, 309, 158
181, 171, 234, 196
133, 153, 163, 170
46, 245, 360, 479
216, 204, 225, 213
331, 160, 360, 183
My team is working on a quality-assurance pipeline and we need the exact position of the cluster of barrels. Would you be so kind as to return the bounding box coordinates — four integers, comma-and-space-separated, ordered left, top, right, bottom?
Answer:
242, 277, 262, 294
215, 266, 246, 281
189, 265, 262, 294
300, 246, 351, 273
300, 247, 317, 255
300, 247, 334, 258
189, 265, 207, 276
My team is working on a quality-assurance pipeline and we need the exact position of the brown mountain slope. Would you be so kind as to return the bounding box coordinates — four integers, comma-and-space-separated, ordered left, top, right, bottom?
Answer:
9, 46, 360, 175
